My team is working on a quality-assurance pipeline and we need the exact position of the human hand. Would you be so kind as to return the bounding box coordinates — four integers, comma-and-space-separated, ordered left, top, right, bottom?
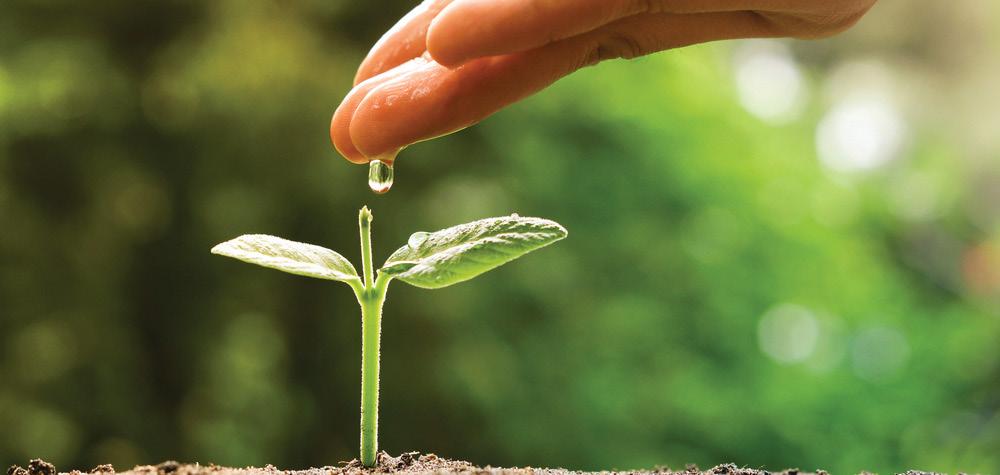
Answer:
331, 0, 876, 163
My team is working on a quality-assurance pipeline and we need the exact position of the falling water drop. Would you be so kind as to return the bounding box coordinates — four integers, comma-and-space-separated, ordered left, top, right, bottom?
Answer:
407, 231, 429, 249
368, 160, 394, 194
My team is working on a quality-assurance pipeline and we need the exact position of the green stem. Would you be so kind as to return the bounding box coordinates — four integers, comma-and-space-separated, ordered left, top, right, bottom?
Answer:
359, 285, 384, 467
357, 207, 390, 467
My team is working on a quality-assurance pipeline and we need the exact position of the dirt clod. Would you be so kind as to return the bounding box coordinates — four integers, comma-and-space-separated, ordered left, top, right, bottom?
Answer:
28, 460, 56, 475
712, 464, 737, 474
155, 462, 179, 474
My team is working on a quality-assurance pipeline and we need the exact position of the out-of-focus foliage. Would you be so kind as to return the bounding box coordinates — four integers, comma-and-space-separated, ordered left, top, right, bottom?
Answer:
1, 1, 998, 474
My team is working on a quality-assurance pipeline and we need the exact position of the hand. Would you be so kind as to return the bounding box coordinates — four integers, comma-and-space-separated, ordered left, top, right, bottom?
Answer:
331, 0, 876, 163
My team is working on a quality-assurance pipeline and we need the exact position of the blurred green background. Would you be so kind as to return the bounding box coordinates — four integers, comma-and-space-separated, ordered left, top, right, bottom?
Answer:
2, 1, 999, 473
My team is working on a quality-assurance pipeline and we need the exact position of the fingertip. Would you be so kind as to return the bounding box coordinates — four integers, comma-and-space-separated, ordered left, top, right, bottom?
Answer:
348, 58, 446, 158
348, 85, 400, 160
331, 87, 371, 164
349, 83, 422, 159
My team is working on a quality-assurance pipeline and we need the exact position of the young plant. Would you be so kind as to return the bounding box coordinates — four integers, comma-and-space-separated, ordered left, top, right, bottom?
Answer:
210, 207, 567, 467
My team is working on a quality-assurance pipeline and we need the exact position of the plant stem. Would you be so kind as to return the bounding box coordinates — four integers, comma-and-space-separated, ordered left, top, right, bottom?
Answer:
357, 206, 389, 467
359, 284, 384, 467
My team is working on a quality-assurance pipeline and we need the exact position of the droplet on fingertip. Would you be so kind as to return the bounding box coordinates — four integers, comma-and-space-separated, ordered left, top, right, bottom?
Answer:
368, 159, 393, 194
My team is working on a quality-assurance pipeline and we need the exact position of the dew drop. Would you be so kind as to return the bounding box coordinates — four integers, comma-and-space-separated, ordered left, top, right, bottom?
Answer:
368, 160, 394, 194
408, 231, 429, 249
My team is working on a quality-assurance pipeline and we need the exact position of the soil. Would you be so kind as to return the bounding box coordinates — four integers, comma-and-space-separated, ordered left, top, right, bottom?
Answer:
6, 453, 954, 475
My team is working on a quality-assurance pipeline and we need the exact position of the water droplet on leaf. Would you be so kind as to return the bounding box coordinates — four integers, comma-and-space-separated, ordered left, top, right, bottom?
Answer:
368, 160, 393, 194
408, 231, 429, 248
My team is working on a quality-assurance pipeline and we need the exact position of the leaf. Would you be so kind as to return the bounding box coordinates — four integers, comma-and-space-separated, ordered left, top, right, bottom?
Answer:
380, 215, 567, 289
211, 234, 360, 283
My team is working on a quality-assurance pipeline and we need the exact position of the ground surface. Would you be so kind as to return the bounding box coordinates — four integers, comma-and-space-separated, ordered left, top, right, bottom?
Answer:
7, 453, 955, 475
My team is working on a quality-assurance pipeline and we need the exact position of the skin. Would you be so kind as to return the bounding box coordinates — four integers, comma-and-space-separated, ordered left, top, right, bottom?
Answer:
331, 0, 877, 164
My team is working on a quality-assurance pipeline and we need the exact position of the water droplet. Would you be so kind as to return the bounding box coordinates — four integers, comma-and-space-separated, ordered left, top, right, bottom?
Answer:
408, 231, 429, 249
510, 213, 520, 218
368, 160, 394, 194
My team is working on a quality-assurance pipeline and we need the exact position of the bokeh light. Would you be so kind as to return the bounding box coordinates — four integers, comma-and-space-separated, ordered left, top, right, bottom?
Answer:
757, 304, 820, 364
732, 40, 807, 124
816, 96, 906, 173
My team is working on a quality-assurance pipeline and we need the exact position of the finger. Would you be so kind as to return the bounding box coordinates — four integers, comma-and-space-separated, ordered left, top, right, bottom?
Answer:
426, 0, 645, 67
331, 82, 374, 163
348, 39, 590, 159
348, 11, 776, 158
592, 10, 780, 58
426, 0, 781, 66
354, 0, 454, 85
332, 61, 420, 163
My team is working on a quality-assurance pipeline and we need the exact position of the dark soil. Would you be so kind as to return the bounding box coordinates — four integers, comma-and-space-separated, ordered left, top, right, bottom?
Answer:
7, 453, 956, 475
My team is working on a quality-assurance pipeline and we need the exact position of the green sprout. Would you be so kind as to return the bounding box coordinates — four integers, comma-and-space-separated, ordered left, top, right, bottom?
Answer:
211, 207, 567, 466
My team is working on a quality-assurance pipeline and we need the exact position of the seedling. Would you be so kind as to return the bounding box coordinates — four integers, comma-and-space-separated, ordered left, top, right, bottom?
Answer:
211, 207, 567, 466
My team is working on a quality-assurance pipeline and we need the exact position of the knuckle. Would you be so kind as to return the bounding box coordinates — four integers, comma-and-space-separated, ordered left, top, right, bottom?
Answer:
759, 11, 870, 40
592, 32, 647, 62
765, 0, 876, 39
631, 0, 660, 14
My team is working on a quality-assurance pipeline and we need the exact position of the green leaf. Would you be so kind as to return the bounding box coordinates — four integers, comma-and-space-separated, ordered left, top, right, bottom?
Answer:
380, 215, 567, 289
211, 234, 360, 283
